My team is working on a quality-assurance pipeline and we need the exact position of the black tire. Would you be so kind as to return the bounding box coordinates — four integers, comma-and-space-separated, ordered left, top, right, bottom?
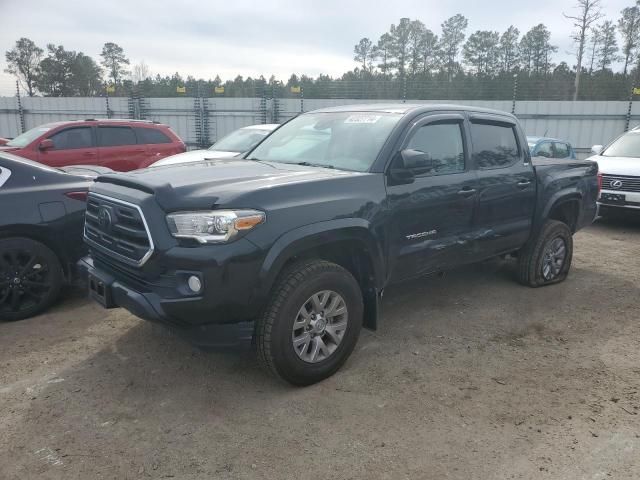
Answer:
0, 237, 64, 321
256, 259, 363, 386
517, 220, 573, 288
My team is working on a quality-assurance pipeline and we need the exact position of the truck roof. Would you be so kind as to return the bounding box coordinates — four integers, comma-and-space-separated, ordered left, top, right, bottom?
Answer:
311, 103, 516, 119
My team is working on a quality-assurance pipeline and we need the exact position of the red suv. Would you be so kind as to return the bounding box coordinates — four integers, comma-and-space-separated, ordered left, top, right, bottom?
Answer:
0, 119, 186, 171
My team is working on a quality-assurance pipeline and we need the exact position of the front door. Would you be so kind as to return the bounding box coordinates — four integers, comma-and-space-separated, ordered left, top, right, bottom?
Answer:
38, 126, 97, 167
386, 113, 478, 283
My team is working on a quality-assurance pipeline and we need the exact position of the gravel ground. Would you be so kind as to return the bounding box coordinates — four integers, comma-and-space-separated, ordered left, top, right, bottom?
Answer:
1, 216, 639, 480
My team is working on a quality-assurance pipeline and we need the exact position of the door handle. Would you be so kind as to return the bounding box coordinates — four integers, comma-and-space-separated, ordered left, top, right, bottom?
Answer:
457, 187, 477, 197
516, 179, 532, 189
83, 152, 96, 156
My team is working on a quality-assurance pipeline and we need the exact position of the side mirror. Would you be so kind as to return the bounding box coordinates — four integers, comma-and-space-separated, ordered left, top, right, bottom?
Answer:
591, 145, 603, 155
39, 139, 54, 151
388, 149, 434, 185
400, 149, 434, 171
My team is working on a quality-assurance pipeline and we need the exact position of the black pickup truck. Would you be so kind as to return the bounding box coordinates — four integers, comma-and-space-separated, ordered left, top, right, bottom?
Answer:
79, 104, 599, 385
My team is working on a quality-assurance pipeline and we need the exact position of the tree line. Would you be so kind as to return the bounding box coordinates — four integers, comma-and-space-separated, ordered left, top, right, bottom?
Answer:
5, 0, 640, 100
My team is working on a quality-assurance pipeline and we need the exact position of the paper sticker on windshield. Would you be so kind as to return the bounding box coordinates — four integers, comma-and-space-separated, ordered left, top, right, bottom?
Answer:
344, 114, 382, 124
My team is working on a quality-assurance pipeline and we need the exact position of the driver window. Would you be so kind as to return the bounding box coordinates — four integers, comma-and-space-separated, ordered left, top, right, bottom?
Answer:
406, 122, 465, 175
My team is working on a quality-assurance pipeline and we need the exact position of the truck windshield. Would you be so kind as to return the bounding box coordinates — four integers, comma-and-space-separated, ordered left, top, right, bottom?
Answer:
247, 112, 402, 171
602, 131, 640, 158
6, 126, 52, 148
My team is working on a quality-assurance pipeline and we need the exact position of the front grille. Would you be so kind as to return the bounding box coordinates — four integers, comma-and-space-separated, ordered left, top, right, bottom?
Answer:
602, 174, 640, 193
85, 193, 154, 266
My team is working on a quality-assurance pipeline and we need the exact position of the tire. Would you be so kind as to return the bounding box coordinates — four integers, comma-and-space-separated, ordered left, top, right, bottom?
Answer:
0, 237, 64, 321
516, 220, 573, 288
256, 259, 363, 386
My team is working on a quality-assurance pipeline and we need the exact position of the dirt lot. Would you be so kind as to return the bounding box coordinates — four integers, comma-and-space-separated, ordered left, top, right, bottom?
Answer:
1, 217, 639, 480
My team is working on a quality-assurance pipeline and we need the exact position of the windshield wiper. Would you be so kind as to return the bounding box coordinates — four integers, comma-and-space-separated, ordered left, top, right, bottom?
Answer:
294, 161, 335, 169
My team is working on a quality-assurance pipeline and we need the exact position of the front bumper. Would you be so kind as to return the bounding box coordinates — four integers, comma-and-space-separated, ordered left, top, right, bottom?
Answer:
598, 189, 640, 210
78, 255, 257, 348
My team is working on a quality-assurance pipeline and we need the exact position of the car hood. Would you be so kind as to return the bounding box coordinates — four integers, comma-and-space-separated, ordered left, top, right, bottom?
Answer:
587, 155, 640, 176
151, 149, 239, 167
94, 158, 364, 210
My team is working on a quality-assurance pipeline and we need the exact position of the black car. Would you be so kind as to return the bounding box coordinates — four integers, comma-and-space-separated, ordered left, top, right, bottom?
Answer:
0, 153, 110, 321
80, 104, 599, 385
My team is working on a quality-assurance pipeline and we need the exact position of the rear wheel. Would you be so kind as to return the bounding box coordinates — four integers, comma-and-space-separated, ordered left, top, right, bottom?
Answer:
516, 220, 573, 287
0, 237, 63, 321
256, 260, 363, 386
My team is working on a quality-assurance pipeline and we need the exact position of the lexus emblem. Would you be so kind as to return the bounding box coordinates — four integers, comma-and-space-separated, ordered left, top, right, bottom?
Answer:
610, 180, 623, 189
97, 206, 112, 231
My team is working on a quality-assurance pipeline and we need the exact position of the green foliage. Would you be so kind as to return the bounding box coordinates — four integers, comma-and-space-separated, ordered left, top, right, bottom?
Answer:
100, 42, 129, 85
36, 45, 102, 96
4, 37, 43, 96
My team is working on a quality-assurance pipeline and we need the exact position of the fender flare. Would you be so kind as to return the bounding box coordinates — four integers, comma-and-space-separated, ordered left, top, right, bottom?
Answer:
255, 218, 386, 299
537, 189, 583, 231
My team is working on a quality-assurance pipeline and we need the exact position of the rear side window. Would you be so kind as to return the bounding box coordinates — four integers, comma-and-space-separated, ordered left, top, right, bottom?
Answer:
406, 122, 465, 175
470, 122, 520, 168
98, 126, 136, 147
135, 127, 172, 144
49, 127, 94, 150
553, 142, 570, 159
535, 142, 553, 158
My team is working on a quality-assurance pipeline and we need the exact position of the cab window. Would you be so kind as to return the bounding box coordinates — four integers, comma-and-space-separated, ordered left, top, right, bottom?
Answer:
470, 122, 520, 168
405, 122, 465, 175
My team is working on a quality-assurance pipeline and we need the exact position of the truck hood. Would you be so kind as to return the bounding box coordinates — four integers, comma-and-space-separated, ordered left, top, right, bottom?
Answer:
94, 158, 363, 210
586, 155, 640, 176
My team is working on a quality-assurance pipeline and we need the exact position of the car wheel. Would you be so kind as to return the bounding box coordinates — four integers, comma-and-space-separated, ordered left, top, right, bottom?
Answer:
0, 237, 64, 321
517, 220, 573, 288
256, 259, 363, 386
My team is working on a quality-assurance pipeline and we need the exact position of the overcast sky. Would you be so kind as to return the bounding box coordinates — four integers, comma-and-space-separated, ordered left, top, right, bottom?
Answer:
0, 0, 633, 96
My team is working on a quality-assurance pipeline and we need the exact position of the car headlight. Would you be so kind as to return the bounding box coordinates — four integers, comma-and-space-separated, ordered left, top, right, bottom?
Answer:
166, 209, 265, 244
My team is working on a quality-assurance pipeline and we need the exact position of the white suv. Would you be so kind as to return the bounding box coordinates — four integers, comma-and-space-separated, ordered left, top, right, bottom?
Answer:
588, 127, 640, 216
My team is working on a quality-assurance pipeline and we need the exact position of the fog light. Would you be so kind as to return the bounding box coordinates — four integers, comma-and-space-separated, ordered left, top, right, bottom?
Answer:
187, 275, 202, 293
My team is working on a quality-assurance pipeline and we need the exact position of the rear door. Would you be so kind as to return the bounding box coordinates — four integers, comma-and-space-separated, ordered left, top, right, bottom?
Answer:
97, 125, 145, 171
470, 115, 536, 258
386, 113, 478, 282
134, 126, 177, 166
38, 126, 97, 167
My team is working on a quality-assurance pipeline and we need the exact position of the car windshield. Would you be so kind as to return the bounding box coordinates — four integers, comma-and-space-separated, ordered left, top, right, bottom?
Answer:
210, 128, 272, 153
247, 112, 402, 171
602, 131, 640, 158
6, 126, 52, 148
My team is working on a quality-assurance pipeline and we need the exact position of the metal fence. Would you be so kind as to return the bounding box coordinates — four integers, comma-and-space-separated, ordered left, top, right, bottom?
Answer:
2, 95, 639, 157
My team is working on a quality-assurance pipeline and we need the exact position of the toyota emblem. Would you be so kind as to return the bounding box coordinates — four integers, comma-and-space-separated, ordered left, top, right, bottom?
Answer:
610, 180, 623, 189
97, 206, 113, 231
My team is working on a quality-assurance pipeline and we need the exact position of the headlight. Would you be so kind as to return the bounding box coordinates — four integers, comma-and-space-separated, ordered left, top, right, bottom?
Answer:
166, 209, 265, 244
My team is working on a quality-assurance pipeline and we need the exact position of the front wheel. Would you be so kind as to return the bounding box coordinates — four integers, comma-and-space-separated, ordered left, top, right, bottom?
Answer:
516, 220, 573, 287
256, 260, 363, 386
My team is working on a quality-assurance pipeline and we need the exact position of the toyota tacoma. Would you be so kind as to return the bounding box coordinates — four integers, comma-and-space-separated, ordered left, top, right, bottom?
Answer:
79, 104, 599, 385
